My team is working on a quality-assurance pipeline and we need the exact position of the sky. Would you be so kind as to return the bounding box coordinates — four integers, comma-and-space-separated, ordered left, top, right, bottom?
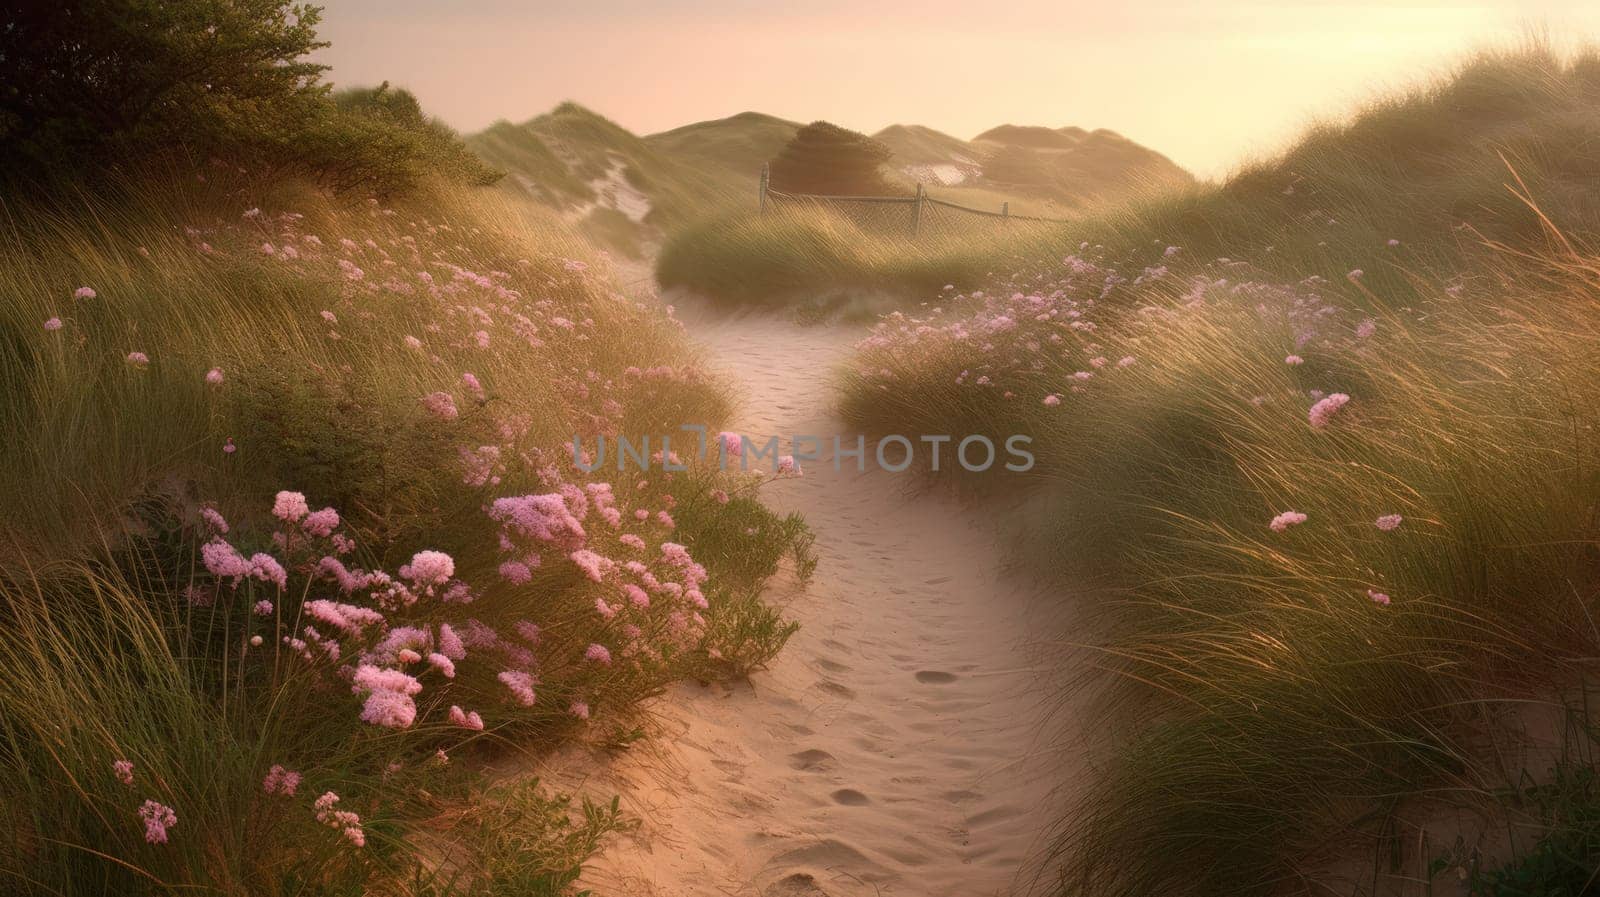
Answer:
312, 1, 1600, 179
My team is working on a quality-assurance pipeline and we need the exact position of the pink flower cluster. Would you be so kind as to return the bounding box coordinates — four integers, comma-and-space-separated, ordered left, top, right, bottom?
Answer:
1269, 511, 1308, 532
262, 765, 302, 796
138, 800, 177, 844
1308, 393, 1350, 429
314, 791, 365, 847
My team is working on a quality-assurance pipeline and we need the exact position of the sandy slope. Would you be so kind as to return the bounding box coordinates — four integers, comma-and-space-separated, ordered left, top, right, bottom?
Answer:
540, 300, 1078, 897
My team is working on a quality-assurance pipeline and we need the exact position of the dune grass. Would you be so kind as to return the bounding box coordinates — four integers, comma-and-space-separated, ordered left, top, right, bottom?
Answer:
665, 45, 1600, 318
837, 45, 1600, 895
0, 172, 812, 894
657, 205, 1061, 318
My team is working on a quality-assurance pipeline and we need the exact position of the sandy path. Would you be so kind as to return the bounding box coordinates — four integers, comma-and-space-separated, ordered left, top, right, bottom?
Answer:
543, 301, 1072, 897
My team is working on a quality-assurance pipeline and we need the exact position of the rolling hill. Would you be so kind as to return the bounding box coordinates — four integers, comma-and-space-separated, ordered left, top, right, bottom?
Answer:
466, 105, 1193, 253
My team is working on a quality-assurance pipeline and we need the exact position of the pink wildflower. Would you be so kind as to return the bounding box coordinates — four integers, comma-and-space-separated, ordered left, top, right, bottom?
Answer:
489, 493, 586, 545
1269, 511, 1307, 532
777, 455, 802, 477
1308, 393, 1350, 429
1042, 394, 1061, 406
448, 705, 485, 730
498, 670, 537, 706
399, 550, 455, 589
301, 507, 340, 537
427, 652, 456, 677
313, 792, 364, 847
1367, 589, 1392, 606
359, 687, 417, 729
585, 643, 612, 665
138, 800, 177, 844
74, 286, 96, 299
126, 351, 149, 367
113, 760, 134, 786
44, 316, 62, 331
716, 431, 743, 458
570, 549, 613, 582
262, 765, 301, 796
498, 560, 533, 584
248, 554, 287, 590
304, 600, 385, 637
272, 491, 309, 523
202, 538, 251, 580
421, 391, 459, 420
1375, 514, 1403, 531
200, 507, 229, 534
438, 623, 466, 660
205, 368, 224, 385
569, 701, 591, 720
1284, 355, 1303, 365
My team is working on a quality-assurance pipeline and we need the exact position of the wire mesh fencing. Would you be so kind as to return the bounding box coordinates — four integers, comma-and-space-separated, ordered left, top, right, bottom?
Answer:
759, 165, 1065, 238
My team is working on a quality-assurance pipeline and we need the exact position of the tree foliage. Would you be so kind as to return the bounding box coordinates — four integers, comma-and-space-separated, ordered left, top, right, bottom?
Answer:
768, 121, 896, 195
0, 1, 497, 195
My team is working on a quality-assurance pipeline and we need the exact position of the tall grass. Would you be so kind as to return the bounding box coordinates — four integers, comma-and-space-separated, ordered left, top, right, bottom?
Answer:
666, 45, 1600, 317
0, 171, 812, 893
838, 45, 1600, 896
657, 205, 1059, 317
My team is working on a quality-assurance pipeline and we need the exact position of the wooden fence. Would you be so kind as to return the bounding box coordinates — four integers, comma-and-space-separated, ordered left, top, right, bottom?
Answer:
758, 163, 1066, 236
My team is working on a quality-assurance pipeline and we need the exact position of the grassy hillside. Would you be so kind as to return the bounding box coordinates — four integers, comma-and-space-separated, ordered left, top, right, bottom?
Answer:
837, 45, 1600, 896
872, 124, 976, 166
0, 168, 814, 895
469, 104, 1194, 265
972, 124, 1193, 202
669, 45, 1600, 314
645, 111, 802, 183
0, 7, 813, 892
467, 103, 746, 256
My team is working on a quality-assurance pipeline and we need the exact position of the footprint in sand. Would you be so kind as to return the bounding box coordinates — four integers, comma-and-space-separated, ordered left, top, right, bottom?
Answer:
789, 749, 837, 772
814, 657, 850, 673
815, 679, 857, 699
830, 788, 871, 806
915, 670, 959, 684
763, 872, 831, 897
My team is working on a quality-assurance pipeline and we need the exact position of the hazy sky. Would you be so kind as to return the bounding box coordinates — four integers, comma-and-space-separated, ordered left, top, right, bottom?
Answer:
313, 1, 1600, 178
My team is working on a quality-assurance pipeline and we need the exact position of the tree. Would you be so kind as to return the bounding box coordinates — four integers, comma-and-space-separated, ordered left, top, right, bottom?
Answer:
295, 84, 501, 194
0, 2, 500, 195
767, 121, 896, 195
0, 1, 329, 176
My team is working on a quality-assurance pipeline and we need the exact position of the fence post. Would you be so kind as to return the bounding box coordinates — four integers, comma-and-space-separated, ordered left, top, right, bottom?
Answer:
911, 183, 924, 236
759, 164, 769, 215
1001, 201, 1009, 225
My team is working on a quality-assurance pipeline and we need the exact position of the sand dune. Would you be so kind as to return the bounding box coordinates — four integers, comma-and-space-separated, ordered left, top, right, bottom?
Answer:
537, 301, 1082, 896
